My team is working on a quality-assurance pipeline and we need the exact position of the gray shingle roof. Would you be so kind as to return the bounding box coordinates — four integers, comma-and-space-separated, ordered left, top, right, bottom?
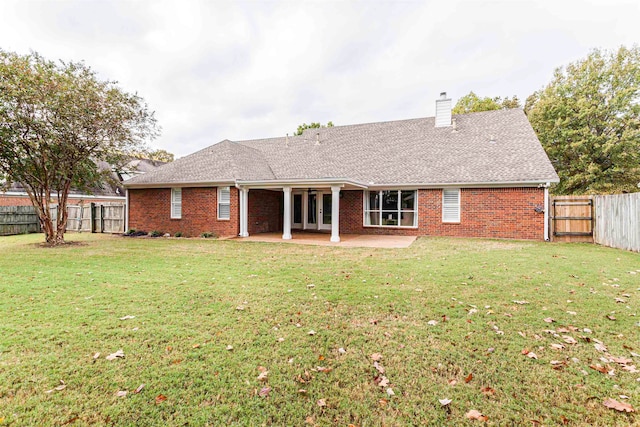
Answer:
124, 109, 559, 187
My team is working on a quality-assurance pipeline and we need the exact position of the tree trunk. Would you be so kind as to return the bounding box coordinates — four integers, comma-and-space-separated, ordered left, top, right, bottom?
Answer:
54, 180, 72, 244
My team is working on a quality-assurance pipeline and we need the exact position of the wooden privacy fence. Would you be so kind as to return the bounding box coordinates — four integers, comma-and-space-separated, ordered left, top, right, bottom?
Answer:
594, 193, 640, 252
550, 195, 594, 243
57, 203, 126, 234
0, 205, 40, 235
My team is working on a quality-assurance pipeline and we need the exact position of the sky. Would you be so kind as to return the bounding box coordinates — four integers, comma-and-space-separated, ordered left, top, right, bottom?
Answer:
1, 0, 639, 158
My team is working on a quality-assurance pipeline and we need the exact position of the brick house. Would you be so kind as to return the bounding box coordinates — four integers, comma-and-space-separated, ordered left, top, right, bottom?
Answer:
124, 93, 559, 241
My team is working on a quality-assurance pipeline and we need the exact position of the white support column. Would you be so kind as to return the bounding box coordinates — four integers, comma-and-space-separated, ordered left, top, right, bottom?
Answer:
330, 185, 341, 242
282, 186, 292, 240
543, 183, 550, 241
239, 188, 249, 237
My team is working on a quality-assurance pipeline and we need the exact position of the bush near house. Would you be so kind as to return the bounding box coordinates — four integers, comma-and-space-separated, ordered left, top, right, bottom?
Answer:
0, 234, 638, 426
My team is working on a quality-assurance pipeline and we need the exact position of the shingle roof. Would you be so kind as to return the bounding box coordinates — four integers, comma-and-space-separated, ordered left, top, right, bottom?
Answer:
124, 109, 559, 187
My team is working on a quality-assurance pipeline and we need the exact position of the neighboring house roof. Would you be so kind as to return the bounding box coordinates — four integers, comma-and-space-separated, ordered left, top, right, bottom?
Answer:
124, 109, 559, 188
3, 158, 165, 198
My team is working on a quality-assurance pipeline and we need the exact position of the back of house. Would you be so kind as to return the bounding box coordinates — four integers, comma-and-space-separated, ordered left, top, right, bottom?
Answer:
124, 93, 559, 241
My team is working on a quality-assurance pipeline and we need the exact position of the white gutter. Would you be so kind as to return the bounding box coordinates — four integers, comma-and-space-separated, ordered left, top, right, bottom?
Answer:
235, 178, 368, 189
543, 182, 550, 241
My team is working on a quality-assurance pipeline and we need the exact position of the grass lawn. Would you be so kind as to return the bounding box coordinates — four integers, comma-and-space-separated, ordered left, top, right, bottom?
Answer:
0, 233, 638, 426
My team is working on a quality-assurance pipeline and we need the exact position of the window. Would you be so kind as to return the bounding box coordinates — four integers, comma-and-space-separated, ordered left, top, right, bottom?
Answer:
171, 188, 182, 219
442, 189, 460, 222
218, 186, 231, 220
364, 190, 417, 227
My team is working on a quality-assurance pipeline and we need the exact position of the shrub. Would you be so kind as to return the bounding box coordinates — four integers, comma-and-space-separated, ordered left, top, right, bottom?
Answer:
174, 232, 183, 238
149, 230, 163, 238
200, 232, 217, 239
124, 229, 136, 236
124, 229, 147, 237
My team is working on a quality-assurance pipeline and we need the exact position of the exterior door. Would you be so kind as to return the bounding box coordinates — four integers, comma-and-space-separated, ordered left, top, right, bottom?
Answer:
318, 192, 332, 230
305, 192, 317, 229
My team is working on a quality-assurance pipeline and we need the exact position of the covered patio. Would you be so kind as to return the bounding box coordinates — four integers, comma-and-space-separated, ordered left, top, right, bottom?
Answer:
236, 231, 416, 248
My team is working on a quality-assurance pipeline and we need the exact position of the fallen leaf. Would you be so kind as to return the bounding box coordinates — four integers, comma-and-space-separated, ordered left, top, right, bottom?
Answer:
45, 380, 66, 394
527, 352, 538, 360
439, 398, 452, 406
427, 320, 438, 326
134, 384, 145, 394
155, 394, 167, 404
563, 336, 577, 344
119, 315, 135, 320
106, 349, 125, 361
298, 389, 307, 395
116, 390, 128, 397
464, 373, 473, 383
338, 347, 346, 354
373, 361, 385, 374
480, 386, 495, 396
607, 315, 616, 321
466, 409, 488, 421
317, 398, 326, 407
92, 352, 100, 359
603, 398, 635, 412
305, 416, 314, 424
543, 317, 555, 323
448, 379, 457, 386
386, 388, 395, 396
622, 365, 639, 373
370, 353, 383, 362
379, 398, 388, 407
378, 376, 390, 387
192, 344, 201, 349
226, 345, 233, 351
308, 330, 316, 336
550, 344, 565, 350
590, 364, 610, 374
259, 387, 271, 397
257, 371, 269, 381
610, 356, 632, 365
594, 343, 608, 352
316, 366, 333, 373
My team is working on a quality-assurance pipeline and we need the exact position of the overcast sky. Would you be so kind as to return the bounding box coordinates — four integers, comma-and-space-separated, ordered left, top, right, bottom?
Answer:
1, 0, 639, 157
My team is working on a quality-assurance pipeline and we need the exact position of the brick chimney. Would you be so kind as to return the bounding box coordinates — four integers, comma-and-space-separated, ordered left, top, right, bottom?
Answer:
435, 92, 452, 127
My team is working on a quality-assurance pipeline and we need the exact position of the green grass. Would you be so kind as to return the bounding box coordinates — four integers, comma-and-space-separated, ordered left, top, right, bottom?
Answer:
0, 233, 638, 426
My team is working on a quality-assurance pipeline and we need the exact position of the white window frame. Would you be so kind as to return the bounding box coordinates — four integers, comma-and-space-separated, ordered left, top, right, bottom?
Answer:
171, 188, 182, 219
363, 190, 417, 228
442, 188, 461, 223
218, 186, 231, 220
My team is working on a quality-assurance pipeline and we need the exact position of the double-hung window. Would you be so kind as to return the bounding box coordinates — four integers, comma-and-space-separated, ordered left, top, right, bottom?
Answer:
364, 190, 417, 227
218, 186, 231, 220
442, 189, 461, 222
171, 188, 182, 219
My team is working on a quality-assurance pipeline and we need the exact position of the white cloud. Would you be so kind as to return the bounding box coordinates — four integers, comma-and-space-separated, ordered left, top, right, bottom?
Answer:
1, 0, 639, 157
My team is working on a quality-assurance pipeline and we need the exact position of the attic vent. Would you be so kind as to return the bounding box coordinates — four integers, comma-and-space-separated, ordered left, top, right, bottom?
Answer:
315, 132, 320, 145
488, 135, 496, 143
285, 133, 289, 146
435, 92, 452, 128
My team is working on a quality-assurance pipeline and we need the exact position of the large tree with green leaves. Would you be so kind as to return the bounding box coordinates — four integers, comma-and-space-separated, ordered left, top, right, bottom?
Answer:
294, 121, 333, 136
0, 50, 158, 244
452, 91, 521, 114
527, 46, 640, 194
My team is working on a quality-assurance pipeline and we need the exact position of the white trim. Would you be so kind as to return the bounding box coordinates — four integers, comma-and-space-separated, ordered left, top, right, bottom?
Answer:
330, 186, 340, 242
171, 188, 182, 219
217, 186, 231, 220
366, 180, 558, 189
125, 180, 236, 189
282, 186, 292, 239
442, 188, 460, 223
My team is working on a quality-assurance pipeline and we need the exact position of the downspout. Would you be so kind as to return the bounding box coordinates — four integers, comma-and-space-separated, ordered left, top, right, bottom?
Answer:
543, 183, 550, 241
125, 189, 129, 232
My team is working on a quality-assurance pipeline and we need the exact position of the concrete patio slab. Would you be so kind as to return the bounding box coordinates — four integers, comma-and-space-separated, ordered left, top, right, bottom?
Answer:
236, 232, 416, 248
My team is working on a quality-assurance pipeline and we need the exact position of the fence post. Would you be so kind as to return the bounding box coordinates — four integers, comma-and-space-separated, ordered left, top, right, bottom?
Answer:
90, 202, 96, 233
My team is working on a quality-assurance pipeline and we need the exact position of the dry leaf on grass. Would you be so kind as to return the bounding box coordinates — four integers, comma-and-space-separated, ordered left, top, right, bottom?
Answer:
258, 387, 271, 397
466, 409, 488, 421
427, 320, 438, 326
308, 330, 316, 336
371, 353, 383, 361
134, 384, 145, 394
603, 398, 635, 412
119, 315, 135, 320
226, 345, 233, 351
464, 373, 473, 383
155, 394, 167, 404
317, 398, 326, 407
257, 371, 269, 381
106, 349, 125, 361
378, 376, 390, 387
439, 398, 452, 406
543, 317, 555, 323
563, 336, 577, 344
116, 390, 127, 397
45, 380, 66, 394
480, 386, 495, 396
92, 352, 100, 359
373, 361, 385, 374
386, 388, 395, 396
338, 347, 346, 354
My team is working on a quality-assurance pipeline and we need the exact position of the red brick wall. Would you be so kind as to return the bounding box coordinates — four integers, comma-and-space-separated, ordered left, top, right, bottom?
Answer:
248, 190, 282, 234
128, 187, 239, 237
340, 188, 545, 240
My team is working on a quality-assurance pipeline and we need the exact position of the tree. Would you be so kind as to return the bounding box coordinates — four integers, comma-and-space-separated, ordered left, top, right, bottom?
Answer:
527, 46, 640, 194
0, 50, 158, 244
145, 149, 174, 162
452, 91, 521, 114
294, 121, 334, 136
